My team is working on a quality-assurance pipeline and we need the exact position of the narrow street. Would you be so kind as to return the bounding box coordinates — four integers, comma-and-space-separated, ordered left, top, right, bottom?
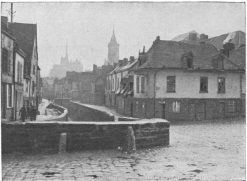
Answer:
2, 117, 245, 181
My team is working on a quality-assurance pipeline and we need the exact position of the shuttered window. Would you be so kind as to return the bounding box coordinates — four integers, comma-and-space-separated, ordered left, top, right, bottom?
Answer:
2, 48, 8, 73
136, 76, 140, 93
141, 77, 145, 93
8, 84, 12, 107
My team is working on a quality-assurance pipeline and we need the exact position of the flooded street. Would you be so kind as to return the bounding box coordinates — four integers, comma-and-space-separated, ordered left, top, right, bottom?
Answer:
2, 118, 245, 181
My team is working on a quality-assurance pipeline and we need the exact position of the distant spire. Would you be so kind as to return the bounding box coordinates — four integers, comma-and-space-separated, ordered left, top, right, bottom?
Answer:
66, 43, 68, 58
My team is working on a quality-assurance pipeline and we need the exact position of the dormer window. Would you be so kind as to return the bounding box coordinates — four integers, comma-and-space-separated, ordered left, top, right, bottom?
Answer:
181, 51, 194, 69
187, 57, 193, 68
212, 54, 224, 70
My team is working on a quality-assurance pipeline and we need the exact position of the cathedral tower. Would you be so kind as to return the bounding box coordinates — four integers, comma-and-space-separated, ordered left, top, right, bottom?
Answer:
108, 30, 119, 65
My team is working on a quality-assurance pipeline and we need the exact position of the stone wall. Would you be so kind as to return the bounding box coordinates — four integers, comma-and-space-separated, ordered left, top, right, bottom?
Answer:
55, 99, 114, 122
2, 119, 170, 154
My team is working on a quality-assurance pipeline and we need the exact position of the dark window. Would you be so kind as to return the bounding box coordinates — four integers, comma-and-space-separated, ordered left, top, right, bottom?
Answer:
167, 76, 175, 92
200, 77, 208, 92
141, 77, 145, 93
2, 48, 8, 73
227, 100, 236, 113
17, 62, 20, 82
8, 84, 12, 107
218, 77, 225, 93
33, 65, 35, 75
187, 58, 193, 68
136, 76, 140, 93
32, 81, 35, 93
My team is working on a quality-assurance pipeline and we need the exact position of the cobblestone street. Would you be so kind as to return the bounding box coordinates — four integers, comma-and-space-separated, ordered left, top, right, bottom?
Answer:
2, 118, 245, 181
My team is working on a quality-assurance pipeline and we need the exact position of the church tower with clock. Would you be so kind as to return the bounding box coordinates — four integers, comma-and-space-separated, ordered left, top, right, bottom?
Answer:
107, 30, 119, 65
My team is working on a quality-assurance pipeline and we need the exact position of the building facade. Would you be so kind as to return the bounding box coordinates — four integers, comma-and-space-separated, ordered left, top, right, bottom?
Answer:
128, 37, 245, 121
9, 21, 40, 110
1, 18, 15, 121
14, 46, 26, 120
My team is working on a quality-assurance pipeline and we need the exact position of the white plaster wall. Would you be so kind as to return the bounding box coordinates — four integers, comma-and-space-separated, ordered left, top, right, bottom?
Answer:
134, 73, 151, 98
154, 70, 241, 99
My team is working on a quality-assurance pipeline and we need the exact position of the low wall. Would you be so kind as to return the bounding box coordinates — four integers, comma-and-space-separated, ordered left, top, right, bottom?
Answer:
55, 99, 114, 122
46, 103, 68, 122
2, 119, 170, 154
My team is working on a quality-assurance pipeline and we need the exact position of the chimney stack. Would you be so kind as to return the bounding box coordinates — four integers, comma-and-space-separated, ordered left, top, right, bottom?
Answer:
188, 33, 197, 41
1, 16, 8, 28
221, 42, 235, 57
129, 56, 135, 64
200, 34, 208, 40
143, 46, 145, 53
123, 58, 128, 66
118, 60, 123, 67
93, 64, 97, 74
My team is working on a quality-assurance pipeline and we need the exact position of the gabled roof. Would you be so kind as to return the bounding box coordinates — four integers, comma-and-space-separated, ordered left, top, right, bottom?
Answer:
229, 47, 246, 68
138, 40, 240, 70
172, 30, 200, 42
1, 21, 15, 40
117, 59, 138, 73
204, 30, 245, 51
8, 22, 37, 61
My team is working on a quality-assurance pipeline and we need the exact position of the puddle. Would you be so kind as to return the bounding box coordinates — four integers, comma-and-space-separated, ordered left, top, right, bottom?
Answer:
190, 169, 203, 173
42, 171, 60, 177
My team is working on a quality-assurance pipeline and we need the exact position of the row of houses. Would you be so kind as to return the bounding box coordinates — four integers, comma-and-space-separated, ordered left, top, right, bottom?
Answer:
47, 30, 245, 121
1, 16, 42, 121
43, 64, 113, 105
106, 31, 245, 121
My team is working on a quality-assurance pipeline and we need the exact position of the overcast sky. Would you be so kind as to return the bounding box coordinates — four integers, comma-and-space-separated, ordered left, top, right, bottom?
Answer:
1, 2, 245, 77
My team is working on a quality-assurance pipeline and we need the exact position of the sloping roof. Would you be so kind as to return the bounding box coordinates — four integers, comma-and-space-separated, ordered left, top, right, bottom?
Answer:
229, 47, 246, 68
117, 59, 138, 73
204, 31, 245, 51
172, 30, 200, 42
138, 40, 240, 70
1, 21, 15, 40
8, 22, 37, 60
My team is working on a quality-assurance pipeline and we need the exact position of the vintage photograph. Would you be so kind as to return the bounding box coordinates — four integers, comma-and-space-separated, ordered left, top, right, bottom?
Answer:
1, 2, 246, 180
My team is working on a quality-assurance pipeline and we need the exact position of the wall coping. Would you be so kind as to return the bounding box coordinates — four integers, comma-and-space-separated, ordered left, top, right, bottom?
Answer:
3, 118, 169, 126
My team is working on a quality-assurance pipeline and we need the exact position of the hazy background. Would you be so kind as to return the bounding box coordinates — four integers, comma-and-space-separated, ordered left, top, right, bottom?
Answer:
1, 2, 245, 77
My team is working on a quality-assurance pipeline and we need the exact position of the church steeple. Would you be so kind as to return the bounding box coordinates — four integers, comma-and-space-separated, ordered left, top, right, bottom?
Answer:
108, 29, 119, 65
66, 43, 68, 58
